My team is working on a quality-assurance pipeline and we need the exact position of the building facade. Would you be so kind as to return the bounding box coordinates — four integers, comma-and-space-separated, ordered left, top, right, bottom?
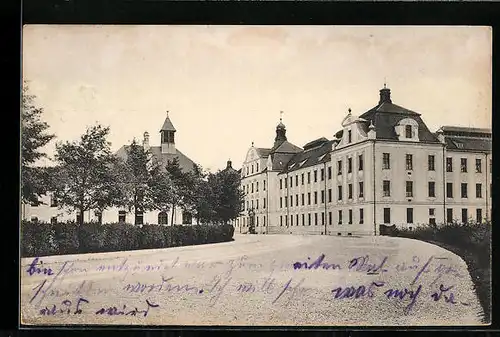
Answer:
235, 86, 492, 236
21, 113, 200, 226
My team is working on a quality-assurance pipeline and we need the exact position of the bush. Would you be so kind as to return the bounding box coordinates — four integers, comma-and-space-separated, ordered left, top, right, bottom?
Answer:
21, 221, 235, 258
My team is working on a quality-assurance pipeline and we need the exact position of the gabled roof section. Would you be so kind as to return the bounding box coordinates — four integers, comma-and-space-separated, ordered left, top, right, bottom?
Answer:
303, 137, 329, 151
255, 148, 272, 158
271, 140, 303, 154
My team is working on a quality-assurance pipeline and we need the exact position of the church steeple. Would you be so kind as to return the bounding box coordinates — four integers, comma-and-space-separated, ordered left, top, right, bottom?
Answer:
274, 111, 287, 148
160, 111, 176, 154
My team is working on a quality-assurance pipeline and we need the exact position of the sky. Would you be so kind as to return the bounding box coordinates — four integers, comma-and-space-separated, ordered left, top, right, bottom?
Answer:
22, 25, 492, 172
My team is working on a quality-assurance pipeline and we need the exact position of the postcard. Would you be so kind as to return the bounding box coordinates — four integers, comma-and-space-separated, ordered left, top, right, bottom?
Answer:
20, 25, 492, 326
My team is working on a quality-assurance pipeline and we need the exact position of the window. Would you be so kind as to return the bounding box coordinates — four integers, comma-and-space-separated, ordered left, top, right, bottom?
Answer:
321, 190, 325, 203
95, 211, 103, 224
314, 170, 318, 183
263, 180, 266, 191
256, 216, 259, 227
264, 198, 267, 209
428, 182, 436, 198
358, 155, 364, 171
307, 172, 311, 184
407, 208, 413, 224
314, 191, 318, 204
446, 157, 453, 172
406, 154, 413, 170
280, 216, 283, 226
461, 158, 467, 173
280, 179, 283, 189
338, 210, 343, 224
383, 180, 391, 197
295, 214, 298, 226
461, 183, 468, 198
290, 215, 293, 226
348, 210, 353, 224
321, 168, 325, 181
256, 182, 259, 192
328, 166, 332, 179
447, 208, 453, 224
302, 214, 305, 226
280, 197, 283, 208
118, 210, 126, 223
315, 213, 318, 226
383, 153, 390, 169
384, 208, 391, 224
328, 212, 332, 225
359, 209, 364, 224
301, 173, 304, 185
50, 216, 57, 225
285, 178, 288, 188
461, 208, 468, 224
284, 197, 287, 207
296, 194, 299, 207
308, 193, 311, 205
256, 163, 259, 172
246, 201, 249, 210
348, 158, 352, 173
359, 182, 364, 198
405, 125, 412, 138
290, 176, 293, 187
308, 213, 311, 226
31, 216, 39, 222
251, 200, 254, 209
406, 181, 413, 197
135, 211, 144, 225
301, 193, 305, 206
256, 199, 260, 209
158, 211, 168, 225
348, 184, 353, 199
348, 130, 352, 143
428, 155, 435, 171
429, 218, 436, 225
50, 193, 58, 207
328, 189, 332, 202
338, 186, 343, 200
246, 166, 249, 175
476, 159, 482, 173
476, 209, 483, 223
295, 175, 299, 186
338, 160, 342, 175
251, 165, 254, 174
429, 208, 435, 216
447, 183, 453, 198
476, 184, 482, 198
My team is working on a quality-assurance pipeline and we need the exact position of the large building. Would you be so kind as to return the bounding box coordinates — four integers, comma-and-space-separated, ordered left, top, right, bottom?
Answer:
235, 86, 492, 236
21, 113, 200, 225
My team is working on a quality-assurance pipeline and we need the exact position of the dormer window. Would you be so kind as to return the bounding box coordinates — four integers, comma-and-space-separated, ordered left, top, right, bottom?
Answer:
348, 130, 352, 143
405, 125, 412, 138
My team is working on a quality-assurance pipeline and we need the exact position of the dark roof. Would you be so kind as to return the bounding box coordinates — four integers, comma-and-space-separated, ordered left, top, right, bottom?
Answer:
271, 152, 298, 172
303, 137, 329, 150
160, 116, 176, 132
116, 145, 196, 173
440, 126, 491, 134
444, 137, 492, 152
280, 140, 334, 174
271, 140, 303, 154
359, 102, 440, 143
255, 148, 272, 158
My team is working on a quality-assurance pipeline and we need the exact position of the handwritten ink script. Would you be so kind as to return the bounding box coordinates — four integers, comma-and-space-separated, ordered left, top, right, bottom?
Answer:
21, 252, 482, 325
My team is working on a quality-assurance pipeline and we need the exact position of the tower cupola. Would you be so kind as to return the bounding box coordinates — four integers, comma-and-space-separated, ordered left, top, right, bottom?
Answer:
160, 111, 176, 154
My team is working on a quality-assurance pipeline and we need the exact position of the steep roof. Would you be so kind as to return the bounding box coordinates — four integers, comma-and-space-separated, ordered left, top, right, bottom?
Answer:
160, 116, 176, 132
116, 145, 196, 173
255, 148, 272, 158
439, 126, 492, 153
271, 140, 303, 154
358, 90, 440, 144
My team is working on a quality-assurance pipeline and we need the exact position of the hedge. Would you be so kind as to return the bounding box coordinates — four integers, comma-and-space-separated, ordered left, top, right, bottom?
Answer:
387, 220, 491, 323
21, 220, 235, 258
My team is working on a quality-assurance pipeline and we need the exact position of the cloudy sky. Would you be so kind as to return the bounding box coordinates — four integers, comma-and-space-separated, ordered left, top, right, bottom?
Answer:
22, 25, 492, 171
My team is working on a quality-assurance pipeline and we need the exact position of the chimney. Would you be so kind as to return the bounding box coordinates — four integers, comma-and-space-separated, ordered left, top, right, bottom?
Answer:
379, 85, 392, 104
143, 131, 150, 151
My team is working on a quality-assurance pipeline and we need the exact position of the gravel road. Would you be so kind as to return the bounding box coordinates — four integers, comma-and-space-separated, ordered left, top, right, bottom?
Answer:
20, 234, 485, 326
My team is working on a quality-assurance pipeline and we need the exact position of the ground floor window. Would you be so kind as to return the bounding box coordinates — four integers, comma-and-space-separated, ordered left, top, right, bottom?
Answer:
50, 216, 57, 225
76, 210, 83, 224
95, 211, 102, 224
461, 208, 468, 224
476, 209, 482, 223
447, 208, 453, 224
135, 211, 144, 225
338, 210, 342, 224
328, 212, 332, 225
429, 218, 436, 225
182, 211, 192, 224
118, 210, 126, 223
359, 209, 364, 224
158, 211, 168, 225
383, 208, 391, 224
308, 213, 311, 226
348, 210, 352, 224
280, 215, 283, 226
302, 214, 305, 226
321, 212, 325, 225
406, 208, 413, 224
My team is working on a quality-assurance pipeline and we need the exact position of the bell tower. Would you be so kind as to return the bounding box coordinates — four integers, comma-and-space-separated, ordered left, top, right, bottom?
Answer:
160, 111, 176, 154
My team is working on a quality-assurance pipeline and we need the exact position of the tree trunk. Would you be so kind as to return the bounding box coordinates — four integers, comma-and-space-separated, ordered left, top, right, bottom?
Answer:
78, 205, 84, 226
171, 204, 175, 226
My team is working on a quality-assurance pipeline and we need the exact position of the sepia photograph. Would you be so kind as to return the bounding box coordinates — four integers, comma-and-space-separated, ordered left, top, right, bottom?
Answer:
20, 25, 492, 326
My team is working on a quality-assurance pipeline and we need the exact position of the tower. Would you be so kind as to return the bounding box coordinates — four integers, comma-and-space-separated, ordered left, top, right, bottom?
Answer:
274, 111, 287, 148
160, 111, 176, 154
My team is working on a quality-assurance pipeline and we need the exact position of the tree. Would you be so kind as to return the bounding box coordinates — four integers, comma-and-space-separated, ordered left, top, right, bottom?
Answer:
52, 125, 120, 225
149, 165, 175, 220
116, 139, 156, 225
211, 168, 245, 224
165, 157, 187, 225
21, 82, 55, 205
